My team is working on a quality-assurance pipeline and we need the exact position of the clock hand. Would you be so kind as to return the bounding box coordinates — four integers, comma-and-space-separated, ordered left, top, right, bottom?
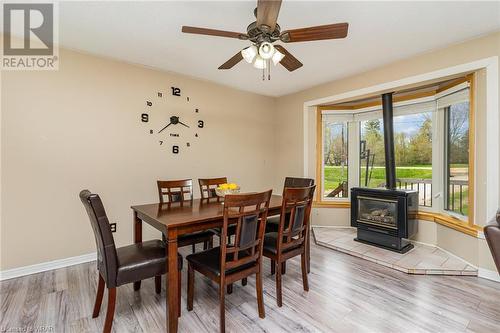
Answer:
158, 122, 172, 133
178, 121, 190, 128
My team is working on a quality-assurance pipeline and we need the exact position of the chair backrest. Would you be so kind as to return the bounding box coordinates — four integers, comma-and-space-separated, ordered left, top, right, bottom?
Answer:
284, 177, 314, 189
484, 211, 500, 273
220, 190, 272, 275
79, 190, 118, 287
157, 179, 193, 204
198, 177, 227, 200
277, 185, 316, 253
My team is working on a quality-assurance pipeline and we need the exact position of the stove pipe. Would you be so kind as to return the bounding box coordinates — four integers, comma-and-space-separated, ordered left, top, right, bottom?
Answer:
382, 92, 397, 190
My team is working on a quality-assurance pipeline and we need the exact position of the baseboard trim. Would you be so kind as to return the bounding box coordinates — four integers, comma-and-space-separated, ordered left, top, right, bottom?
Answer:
0, 252, 96, 281
478, 268, 500, 283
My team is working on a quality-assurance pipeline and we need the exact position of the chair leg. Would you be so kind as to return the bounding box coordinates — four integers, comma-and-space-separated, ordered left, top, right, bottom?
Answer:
242, 278, 247, 286
208, 236, 214, 249
187, 264, 194, 311
92, 274, 105, 318
256, 272, 265, 318
227, 283, 233, 294
275, 261, 283, 307
133, 281, 141, 291
307, 231, 311, 273
203, 240, 208, 250
103, 287, 116, 333
155, 275, 161, 294
270, 259, 275, 275
191, 243, 196, 253
178, 270, 181, 318
301, 253, 309, 292
281, 262, 286, 275
219, 284, 226, 333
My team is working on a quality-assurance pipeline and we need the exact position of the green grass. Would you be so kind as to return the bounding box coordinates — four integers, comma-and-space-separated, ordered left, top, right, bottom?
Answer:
324, 165, 433, 190
323, 164, 469, 216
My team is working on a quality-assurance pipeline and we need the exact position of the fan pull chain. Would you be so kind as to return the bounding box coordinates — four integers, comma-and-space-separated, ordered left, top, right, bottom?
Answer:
268, 59, 271, 80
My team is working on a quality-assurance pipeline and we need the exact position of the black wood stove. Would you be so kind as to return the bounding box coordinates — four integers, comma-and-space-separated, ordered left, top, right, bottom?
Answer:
351, 92, 418, 253
351, 187, 418, 253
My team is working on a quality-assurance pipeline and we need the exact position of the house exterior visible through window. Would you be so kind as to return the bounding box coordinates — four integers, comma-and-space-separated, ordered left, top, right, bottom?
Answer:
318, 76, 473, 223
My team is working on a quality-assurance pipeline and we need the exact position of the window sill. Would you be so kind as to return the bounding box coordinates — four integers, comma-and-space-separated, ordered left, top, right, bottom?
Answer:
313, 201, 351, 208
415, 211, 481, 237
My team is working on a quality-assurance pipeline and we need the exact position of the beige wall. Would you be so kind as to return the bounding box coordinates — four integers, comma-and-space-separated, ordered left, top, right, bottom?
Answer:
1, 47, 276, 270
273, 32, 500, 272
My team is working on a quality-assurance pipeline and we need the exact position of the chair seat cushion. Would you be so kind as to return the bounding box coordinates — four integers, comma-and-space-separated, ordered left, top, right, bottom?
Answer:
210, 224, 237, 237
186, 247, 256, 277
116, 240, 182, 286
263, 232, 301, 255
265, 213, 292, 233
178, 230, 215, 246
265, 215, 280, 233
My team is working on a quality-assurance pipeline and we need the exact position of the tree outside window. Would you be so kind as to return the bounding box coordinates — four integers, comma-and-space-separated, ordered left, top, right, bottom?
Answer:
322, 121, 348, 199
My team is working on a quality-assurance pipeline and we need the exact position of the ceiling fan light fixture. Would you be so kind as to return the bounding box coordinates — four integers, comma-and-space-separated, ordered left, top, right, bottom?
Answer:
241, 45, 258, 63
258, 42, 275, 60
252, 55, 267, 69
272, 49, 285, 65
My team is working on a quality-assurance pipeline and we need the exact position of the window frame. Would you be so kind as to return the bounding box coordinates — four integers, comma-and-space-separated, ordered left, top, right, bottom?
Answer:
315, 74, 476, 232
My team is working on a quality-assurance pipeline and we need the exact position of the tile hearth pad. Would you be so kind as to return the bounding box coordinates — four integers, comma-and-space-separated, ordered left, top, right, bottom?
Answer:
312, 227, 477, 276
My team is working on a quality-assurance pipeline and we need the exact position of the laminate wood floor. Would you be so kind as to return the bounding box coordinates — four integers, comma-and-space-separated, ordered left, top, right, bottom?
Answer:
1, 243, 499, 333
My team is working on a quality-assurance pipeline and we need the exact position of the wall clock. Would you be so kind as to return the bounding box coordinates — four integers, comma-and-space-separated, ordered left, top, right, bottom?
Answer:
140, 86, 205, 154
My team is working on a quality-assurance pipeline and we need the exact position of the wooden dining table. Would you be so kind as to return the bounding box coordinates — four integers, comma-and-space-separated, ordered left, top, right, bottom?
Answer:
131, 194, 284, 333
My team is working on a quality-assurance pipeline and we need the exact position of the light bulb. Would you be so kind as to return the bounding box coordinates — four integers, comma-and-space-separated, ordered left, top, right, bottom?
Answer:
253, 55, 267, 69
241, 45, 257, 63
258, 42, 275, 60
272, 49, 285, 65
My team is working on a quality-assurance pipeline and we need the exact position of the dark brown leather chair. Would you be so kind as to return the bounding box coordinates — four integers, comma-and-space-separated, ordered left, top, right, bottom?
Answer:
484, 210, 500, 274
263, 185, 315, 307
266, 177, 315, 233
198, 177, 228, 201
158, 179, 214, 253
198, 177, 237, 244
80, 190, 182, 333
266, 177, 315, 274
186, 190, 272, 333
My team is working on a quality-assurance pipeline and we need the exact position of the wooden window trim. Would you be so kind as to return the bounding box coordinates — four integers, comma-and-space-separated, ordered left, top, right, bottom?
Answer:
315, 74, 479, 237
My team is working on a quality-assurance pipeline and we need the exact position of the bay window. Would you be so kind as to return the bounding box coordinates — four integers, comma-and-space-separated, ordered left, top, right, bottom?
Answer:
317, 76, 474, 224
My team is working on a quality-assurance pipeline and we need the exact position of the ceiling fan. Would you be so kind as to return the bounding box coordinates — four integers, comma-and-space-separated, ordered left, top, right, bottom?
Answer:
181, 0, 348, 80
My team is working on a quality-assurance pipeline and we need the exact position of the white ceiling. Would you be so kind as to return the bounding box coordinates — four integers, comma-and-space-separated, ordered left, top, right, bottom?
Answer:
56, 1, 500, 97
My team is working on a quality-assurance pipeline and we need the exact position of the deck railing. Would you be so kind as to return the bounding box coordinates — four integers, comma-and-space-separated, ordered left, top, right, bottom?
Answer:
393, 178, 468, 215
445, 179, 468, 215
326, 178, 468, 215
396, 178, 432, 207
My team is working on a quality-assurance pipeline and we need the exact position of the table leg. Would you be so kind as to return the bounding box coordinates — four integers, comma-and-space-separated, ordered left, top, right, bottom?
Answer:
167, 228, 179, 333
133, 211, 142, 290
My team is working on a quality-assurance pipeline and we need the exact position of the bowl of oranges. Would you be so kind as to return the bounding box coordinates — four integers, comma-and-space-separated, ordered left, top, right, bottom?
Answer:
215, 183, 240, 198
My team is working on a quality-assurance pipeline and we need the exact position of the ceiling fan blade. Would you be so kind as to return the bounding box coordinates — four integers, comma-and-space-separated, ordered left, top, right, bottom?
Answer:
256, 0, 282, 32
182, 26, 247, 40
281, 23, 348, 43
274, 45, 303, 72
218, 52, 244, 70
